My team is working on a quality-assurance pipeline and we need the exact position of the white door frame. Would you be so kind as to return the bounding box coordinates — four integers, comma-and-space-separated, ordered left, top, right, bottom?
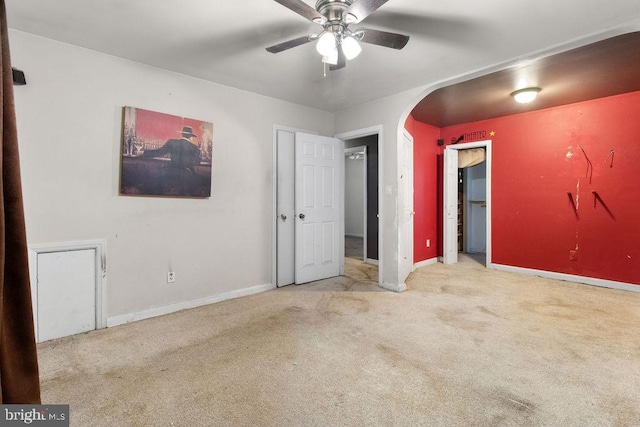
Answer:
28, 239, 107, 342
335, 125, 383, 285
344, 146, 368, 261
442, 140, 492, 267
398, 129, 414, 282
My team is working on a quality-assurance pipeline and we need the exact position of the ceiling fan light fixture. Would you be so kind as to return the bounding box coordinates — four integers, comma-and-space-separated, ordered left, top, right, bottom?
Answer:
316, 32, 337, 56
342, 36, 362, 60
511, 87, 541, 104
322, 48, 339, 65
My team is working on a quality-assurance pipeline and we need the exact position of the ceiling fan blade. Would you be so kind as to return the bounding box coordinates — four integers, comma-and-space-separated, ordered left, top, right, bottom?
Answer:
358, 28, 409, 50
266, 35, 314, 53
344, 0, 389, 24
330, 48, 347, 71
272, 0, 327, 24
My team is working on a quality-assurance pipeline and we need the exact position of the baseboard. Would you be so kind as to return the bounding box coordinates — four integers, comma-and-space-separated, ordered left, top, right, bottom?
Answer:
492, 264, 640, 293
345, 233, 364, 238
380, 282, 407, 293
107, 283, 275, 327
366, 258, 379, 265
414, 257, 438, 269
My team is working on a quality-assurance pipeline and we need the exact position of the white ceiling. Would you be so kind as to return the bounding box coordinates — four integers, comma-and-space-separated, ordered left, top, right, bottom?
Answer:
6, 0, 640, 112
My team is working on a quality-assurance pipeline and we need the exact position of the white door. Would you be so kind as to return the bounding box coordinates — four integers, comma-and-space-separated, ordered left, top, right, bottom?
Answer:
37, 249, 96, 342
276, 130, 296, 287
398, 131, 414, 283
443, 147, 459, 264
295, 132, 343, 284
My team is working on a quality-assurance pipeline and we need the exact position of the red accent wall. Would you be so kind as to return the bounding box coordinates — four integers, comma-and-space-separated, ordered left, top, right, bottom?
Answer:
406, 115, 441, 262
409, 91, 640, 285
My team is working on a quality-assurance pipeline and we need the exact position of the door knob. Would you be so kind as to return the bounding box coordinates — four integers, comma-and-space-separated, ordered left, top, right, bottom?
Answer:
298, 213, 305, 220
280, 214, 287, 221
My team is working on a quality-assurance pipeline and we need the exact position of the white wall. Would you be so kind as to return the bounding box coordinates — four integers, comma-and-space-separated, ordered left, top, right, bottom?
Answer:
9, 30, 334, 321
344, 157, 364, 237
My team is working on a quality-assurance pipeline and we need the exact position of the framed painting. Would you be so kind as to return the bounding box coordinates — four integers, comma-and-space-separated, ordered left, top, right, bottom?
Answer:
119, 106, 213, 197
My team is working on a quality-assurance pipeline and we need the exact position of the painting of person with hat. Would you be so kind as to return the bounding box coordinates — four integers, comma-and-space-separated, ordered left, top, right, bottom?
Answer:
143, 125, 201, 173
120, 106, 213, 197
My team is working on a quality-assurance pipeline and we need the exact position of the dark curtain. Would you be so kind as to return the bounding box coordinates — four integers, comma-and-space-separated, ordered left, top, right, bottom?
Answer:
0, 0, 41, 403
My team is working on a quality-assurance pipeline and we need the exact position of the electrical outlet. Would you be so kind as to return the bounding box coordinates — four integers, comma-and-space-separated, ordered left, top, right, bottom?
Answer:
426, 239, 431, 248
167, 271, 176, 283
569, 250, 578, 261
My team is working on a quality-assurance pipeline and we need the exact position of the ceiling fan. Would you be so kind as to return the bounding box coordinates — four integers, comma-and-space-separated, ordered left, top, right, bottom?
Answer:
266, 0, 409, 71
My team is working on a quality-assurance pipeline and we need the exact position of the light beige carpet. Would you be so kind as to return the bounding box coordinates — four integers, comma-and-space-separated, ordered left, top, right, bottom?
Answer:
37, 255, 640, 426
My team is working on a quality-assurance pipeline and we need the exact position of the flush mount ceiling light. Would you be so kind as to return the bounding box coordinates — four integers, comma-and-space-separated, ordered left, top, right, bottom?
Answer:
511, 87, 541, 104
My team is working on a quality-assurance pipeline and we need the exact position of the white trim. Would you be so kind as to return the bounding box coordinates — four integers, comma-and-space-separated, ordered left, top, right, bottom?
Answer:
366, 258, 379, 266
414, 257, 438, 269
401, 129, 415, 275
336, 125, 382, 141
492, 264, 640, 293
28, 239, 107, 342
444, 140, 492, 268
447, 140, 490, 150
335, 125, 383, 286
107, 283, 275, 327
338, 137, 346, 277
381, 282, 407, 293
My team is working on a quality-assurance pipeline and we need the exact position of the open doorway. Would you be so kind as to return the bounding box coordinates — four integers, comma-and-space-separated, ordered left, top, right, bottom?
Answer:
443, 141, 492, 267
344, 146, 367, 261
461, 158, 487, 265
344, 135, 379, 266
273, 125, 383, 288
339, 130, 381, 285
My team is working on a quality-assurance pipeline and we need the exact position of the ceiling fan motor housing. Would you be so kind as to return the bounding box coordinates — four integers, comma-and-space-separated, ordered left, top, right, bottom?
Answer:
316, 0, 354, 23
265, 0, 409, 68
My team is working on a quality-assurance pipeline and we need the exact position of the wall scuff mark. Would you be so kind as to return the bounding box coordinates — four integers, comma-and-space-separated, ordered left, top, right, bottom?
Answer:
578, 146, 593, 184
592, 191, 616, 220
567, 192, 578, 218
604, 149, 615, 168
